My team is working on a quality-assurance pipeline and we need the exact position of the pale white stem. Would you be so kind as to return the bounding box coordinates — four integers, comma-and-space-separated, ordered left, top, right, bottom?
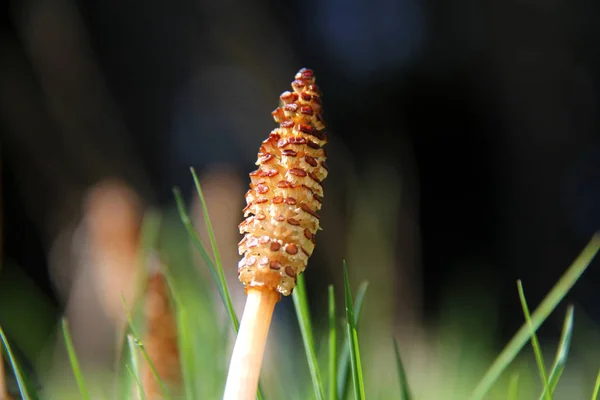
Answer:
223, 288, 279, 400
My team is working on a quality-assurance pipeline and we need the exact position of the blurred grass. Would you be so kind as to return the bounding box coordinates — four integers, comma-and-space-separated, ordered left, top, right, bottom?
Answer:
538, 305, 574, 400
0, 325, 33, 400
0, 170, 599, 399
343, 263, 366, 400
61, 320, 89, 400
328, 285, 336, 400
393, 338, 411, 400
517, 281, 551, 399
293, 274, 326, 400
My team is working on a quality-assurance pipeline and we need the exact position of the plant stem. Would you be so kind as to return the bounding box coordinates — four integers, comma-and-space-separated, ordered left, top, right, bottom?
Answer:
223, 288, 279, 400
0, 353, 8, 400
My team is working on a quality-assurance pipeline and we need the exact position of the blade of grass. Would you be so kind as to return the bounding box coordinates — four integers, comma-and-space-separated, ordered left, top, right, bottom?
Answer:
292, 274, 325, 400
123, 296, 172, 400
0, 325, 31, 400
115, 209, 162, 399
592, 368, 600, 400
127, 335, 147, 400
126, 365, 148, 400
62, 319, 90, 400
189, 167, 230, 302
0, 348, 7, 400
337, 281, 368, 400
173, 303, 196, 400
507, 373, 520, 400
469, 233, 600, 400
517, 280, 551, 400
328, 285, 337, 400
538, 305, 574, 400
343, 262, 365, 400
132, 334, 172, 400
174, 185, 265, 400
190, 169, 271, 399
393, 338, 412, 400
173, 187, 240, 332
139, 210, 162, 268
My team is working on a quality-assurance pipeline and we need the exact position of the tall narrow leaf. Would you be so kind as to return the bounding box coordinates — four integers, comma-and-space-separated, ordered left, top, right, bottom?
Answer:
507, 373, 520, 400
127, 334, 147, 400
343, 263, 366, 400
62, 319, 90, 400
126, 365, 148, 400
292, 274, 325, 400
174, 182, 265, 400
538, 305, 574, 400
337, 281, 368, 400
173, 187, 239, 332
328, 285, 337, 400
517, 280, 551, 399
0, 325, 31, 400
189, 168, 239, 331
393, 338, 412, 400
469, 234, 600, 400
123, 296, 171, 400
592, 368, 600, 400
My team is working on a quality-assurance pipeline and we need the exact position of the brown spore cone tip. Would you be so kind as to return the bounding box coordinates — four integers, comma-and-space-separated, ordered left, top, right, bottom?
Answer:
238, 68, 328, 297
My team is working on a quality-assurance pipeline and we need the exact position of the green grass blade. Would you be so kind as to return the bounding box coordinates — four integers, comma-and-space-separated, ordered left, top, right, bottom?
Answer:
469, 233, 600, 400
189, 167, 227, 290
190, 169, 268, 395
114, 210, 161, 400
507, 373, 520, 400
328, 285, 337, 400
0, 325, 31, 400
123, 296, 172, 400
592, 368, 600, 400
131, 335, 171, 400
538, 305, 574, 400
62, 319, 90, 400
174, 185, 265, 400
343, 263, 366, 400
160, 267, 196, 400
126, 365, 148, 400
517, 281, 551, 399
337, 281, 368, 400
173, 187, 240, 332
292, 274, 325, 400
127, 335, 147, 400
393, 338, 412, 400
174, 304, 196, 400
139, 210, 162, 264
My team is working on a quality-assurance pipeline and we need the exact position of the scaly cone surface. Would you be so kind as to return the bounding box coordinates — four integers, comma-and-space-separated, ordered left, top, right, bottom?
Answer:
238, 68, 328, 296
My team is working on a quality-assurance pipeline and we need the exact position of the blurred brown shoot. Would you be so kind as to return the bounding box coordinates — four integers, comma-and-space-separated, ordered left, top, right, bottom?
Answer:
140, 270, 181, 400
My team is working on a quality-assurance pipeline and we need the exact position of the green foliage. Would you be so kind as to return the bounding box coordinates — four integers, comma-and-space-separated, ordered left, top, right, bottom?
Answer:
292, 274, 326, 400
0, 325, 33, 400
343, 263, 366, 400
469, 234, 600, 400
592, 369, 600, 400
337, 281, 368, 400
1, 169, 599, 400
538, 306, 574, 400
61, 320, 90, 400
328, 285, 337, 400
517, 280, 551, 399
393, 338, 412, 400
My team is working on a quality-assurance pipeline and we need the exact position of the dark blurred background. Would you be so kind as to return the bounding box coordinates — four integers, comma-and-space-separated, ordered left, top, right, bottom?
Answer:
1, 0, 600, 379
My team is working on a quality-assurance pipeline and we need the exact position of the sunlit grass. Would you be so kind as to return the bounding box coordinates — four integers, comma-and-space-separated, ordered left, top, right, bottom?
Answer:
1, 169, 599, 400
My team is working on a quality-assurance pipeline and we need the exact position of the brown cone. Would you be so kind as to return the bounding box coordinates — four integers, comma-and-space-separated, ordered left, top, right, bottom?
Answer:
238, 68, 328, 296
